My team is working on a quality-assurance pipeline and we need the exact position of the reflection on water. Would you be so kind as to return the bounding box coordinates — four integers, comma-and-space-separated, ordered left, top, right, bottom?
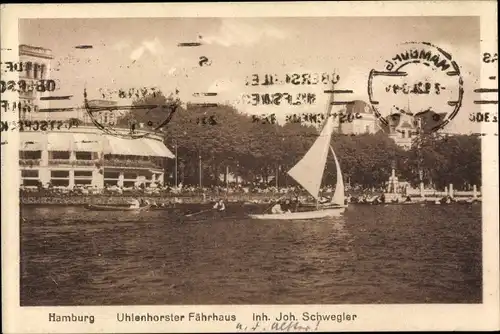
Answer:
20, 204, 482, 305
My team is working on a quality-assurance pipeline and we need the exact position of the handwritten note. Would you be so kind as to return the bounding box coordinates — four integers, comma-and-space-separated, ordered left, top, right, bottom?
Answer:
236, 320, 322, 332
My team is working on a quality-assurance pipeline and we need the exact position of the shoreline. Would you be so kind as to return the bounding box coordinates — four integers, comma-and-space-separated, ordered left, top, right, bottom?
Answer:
20, 192, 480, 206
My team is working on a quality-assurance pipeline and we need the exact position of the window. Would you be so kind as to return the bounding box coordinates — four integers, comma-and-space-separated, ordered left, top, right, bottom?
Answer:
22, 170, 39, 178
75, 179, 92, 185
33, 63, 39, 80
50, 170, 70, 187
75, 151, 93, 160
23, 179, 40, 186
124, 172, 137, 180
20, 150, 41, 159
123, 181, 135, 188
74, 171, 93, 178
21, 168, 40, 186
104, 171, 120, 179
40, 64, 46, 80
51, 170, 69, 178
26, 62, 33, 79
50, 151, 70, 159
51, 179, 69, 187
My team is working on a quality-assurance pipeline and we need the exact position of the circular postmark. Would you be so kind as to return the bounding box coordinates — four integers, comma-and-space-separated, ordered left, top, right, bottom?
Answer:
368, 42, 464, 133
83, 88, 180, 139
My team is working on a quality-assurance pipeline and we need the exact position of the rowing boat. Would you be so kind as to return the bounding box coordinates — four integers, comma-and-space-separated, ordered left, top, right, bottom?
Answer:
249, 207, 345, 220
85, 204, 151, 211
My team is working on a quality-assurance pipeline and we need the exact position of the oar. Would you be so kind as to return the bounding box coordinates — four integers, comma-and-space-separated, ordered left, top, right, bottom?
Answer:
263, 195, 286, 213
185, 209, 212, 217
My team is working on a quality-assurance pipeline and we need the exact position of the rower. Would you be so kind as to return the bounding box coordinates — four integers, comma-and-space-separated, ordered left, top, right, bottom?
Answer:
213, 199, 226, 212
129, 198, 140, 209
283, 199, 292, 213
271, 202, 284, 214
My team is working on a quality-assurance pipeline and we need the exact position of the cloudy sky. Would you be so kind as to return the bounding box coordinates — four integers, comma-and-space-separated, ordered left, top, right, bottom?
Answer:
20, 17, 480, 133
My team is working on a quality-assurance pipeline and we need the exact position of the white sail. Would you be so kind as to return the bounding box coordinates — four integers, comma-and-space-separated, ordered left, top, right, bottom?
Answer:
330, 146, 345, 205
288, 116, 335, 200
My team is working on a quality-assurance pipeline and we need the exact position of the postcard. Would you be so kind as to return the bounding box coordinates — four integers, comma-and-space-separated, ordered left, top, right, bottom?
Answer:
1, 2, 498, 333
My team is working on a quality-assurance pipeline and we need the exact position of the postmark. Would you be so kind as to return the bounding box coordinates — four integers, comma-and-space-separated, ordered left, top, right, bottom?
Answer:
368, 42, 464, 133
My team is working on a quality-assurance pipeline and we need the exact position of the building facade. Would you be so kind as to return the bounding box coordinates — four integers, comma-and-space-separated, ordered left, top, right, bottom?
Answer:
332, 99, 422, 150
335, 100, 379, 135
19, 44, 54, 119
20, 127, 174, 189
387, 113, 419, 150
17, 45, 176, 190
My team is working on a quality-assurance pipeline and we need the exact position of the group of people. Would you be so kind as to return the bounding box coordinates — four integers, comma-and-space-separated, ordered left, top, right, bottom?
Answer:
271, 197, 300, 214
128, 197, 150, 209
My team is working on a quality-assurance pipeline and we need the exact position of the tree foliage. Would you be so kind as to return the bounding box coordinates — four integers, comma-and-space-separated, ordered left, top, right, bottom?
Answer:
118, 91, 482, 190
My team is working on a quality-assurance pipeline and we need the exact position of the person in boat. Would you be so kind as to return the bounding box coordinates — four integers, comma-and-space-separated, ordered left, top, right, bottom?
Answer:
271, 202, 284, 214
282, 199, 292, 213
379, 193, 386, 204
129, 198, 140, 209
213, 199, 226, 212
318, 196, 329, 204
293, 195, 300, 211
440, 195, 453, 204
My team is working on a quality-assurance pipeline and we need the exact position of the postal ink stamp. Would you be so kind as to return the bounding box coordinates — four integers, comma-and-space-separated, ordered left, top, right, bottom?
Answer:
368, 42, 464, 133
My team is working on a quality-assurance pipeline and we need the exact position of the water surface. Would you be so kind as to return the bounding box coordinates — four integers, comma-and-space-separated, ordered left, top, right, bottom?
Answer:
20, 204, 482, 305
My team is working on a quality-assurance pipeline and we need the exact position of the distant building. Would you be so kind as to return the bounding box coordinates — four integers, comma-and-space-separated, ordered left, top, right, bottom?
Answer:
334, 100, 379, 135
84, 99, 127, 126
19, 44, 54, 119
387, 113, 419, 150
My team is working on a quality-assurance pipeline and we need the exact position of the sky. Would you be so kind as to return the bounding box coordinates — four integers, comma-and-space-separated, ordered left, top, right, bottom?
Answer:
20, 16, 480, 133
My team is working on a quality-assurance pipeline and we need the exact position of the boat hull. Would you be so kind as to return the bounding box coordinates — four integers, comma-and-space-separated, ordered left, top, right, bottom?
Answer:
300, 203, 348, 209
85, 204, 151, 212
249, 207, 345, 220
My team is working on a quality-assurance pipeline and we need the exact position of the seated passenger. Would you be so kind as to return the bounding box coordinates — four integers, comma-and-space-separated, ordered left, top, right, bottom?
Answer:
129, 198, 140, 209
271, 203, 284, 214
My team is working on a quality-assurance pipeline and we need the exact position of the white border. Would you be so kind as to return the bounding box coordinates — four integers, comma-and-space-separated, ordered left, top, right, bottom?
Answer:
1, 2, 499, 333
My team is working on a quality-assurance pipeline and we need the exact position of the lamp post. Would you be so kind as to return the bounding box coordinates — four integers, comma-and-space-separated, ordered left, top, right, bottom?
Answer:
199, 154, 202, 188
276, 165, 279, 189
226, 165, 229, 193
174, 139, 178, 188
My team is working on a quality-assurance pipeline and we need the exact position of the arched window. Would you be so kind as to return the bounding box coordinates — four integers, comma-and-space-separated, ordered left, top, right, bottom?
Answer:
26, 62, 33, 79
33, 63, 39, 80
40, 64, 46, 80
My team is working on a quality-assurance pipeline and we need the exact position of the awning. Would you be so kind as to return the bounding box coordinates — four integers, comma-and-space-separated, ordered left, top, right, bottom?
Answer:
144, 138, 175, 158
73, 133, 103, 152
20, 132, 43, 151
47, 133, 74, 151
103, 136, 174, 158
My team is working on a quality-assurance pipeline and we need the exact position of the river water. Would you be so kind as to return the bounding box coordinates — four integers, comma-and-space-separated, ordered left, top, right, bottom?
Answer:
20, 203, 482, 305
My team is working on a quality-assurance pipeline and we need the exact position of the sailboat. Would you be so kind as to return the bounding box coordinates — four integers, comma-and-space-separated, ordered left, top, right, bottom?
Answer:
248, 113, 346, 220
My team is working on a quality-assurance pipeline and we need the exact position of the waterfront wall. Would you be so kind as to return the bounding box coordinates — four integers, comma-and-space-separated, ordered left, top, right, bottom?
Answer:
20, 190, 480, 206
